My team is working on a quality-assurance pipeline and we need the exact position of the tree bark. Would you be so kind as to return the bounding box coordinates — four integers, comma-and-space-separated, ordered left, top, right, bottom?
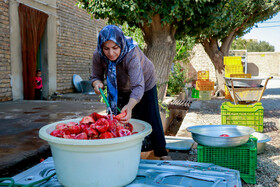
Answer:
139, 14, 177, 100
201, 31, 236, 96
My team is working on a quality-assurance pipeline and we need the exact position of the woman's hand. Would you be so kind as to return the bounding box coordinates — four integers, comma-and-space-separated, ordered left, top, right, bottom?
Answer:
118, 105, 132, 124
118, 98, 138, 124
92, 80, 104, 95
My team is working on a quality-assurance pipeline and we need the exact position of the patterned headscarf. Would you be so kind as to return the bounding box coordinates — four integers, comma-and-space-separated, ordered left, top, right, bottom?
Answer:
97, 25, 137, 114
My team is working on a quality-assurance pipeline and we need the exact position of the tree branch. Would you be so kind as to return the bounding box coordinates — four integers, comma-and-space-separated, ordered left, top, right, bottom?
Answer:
220, 30, 236, 55
176, 42, 184, 56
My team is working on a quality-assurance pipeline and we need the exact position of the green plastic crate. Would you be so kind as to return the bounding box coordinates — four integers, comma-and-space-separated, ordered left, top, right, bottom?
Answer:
199, 90, 211, 100
192, 88, 199, 98
197, 136, 257, 184
221, 102, 264, 132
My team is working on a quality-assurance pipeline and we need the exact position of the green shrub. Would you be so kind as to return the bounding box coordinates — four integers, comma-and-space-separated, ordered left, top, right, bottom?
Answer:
167, 62, 188, 96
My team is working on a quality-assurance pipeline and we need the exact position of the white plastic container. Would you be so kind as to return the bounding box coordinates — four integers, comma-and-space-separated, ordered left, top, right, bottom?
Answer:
39, 118, 152, 187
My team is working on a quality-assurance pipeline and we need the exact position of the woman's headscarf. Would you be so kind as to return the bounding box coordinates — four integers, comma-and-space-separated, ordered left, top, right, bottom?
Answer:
97, 25, 137, 114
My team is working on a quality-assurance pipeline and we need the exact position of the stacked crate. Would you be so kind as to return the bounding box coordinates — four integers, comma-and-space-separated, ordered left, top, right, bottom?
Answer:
197, 136, 258, 184
214, 57, 265, 184
191, 88, 199, 98
195, 71, 214, 100
223, 56, 244, 100
219, 101, 264, 183
224, 56, 244, 77
222, 57, 263, 131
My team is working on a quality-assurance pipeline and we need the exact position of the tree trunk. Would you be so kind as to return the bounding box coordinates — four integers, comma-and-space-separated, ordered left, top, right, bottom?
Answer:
201, 31, 236, 96
201, 39, 225, 95
140, 14, 177, 100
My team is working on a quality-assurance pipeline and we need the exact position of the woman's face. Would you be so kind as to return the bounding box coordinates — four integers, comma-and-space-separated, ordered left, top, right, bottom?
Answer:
102, 40, 121, 62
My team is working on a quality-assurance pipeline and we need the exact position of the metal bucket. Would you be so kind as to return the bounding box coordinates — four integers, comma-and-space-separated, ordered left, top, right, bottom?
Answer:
187, 125, 255, 147
224, 77, 264, 88
252, 132, 271, 154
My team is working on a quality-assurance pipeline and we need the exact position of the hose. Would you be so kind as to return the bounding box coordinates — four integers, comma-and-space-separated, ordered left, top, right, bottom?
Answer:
0, 172, 56, 187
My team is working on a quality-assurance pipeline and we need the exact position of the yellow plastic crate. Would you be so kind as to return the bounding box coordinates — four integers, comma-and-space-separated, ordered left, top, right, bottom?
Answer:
225, 65, 244, 77
196, 80, 214, 91
224, 56, 242, 66
197, 71, 209, 81
230, 73, 252, 78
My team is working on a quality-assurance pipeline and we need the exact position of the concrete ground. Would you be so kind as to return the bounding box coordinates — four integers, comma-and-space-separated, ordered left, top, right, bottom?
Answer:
0, 94, 106, 177
0, 77, 279, 179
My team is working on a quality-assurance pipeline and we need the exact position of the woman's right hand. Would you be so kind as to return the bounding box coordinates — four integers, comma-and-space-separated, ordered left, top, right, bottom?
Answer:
92, 81, 104, 95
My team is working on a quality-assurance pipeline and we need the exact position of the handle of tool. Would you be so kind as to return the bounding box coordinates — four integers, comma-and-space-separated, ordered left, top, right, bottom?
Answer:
99, 88, 110, 108
230, 79, 238, 105
99, 88, 121, 113
257, 76, 273, 102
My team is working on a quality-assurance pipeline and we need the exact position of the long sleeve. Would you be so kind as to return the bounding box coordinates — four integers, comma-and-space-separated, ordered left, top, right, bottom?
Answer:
126, 52, 145, 102
90, 49, 106, 83
122, 47, 156, 102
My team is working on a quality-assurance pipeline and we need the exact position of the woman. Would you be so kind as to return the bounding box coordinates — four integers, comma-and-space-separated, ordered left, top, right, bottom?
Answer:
90, 25, 171, 160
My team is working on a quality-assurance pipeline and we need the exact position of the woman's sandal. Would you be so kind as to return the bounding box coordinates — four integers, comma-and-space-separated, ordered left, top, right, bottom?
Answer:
160, 156, 172, 160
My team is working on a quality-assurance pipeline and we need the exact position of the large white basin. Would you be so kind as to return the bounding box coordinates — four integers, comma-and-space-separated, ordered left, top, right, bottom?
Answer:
39, 118, 152, 187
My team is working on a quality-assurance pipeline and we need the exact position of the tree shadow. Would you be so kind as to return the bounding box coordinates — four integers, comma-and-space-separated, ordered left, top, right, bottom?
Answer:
263, 121, 278, 133
262, 87, 280, 96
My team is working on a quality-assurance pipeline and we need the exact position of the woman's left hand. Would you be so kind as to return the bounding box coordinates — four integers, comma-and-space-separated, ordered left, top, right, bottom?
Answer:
118, 105, 132, 124
118, 98, 138, 124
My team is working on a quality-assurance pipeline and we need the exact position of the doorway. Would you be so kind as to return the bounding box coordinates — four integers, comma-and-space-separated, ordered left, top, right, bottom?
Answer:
18, 3, 48, 100
36, 29, 48, 100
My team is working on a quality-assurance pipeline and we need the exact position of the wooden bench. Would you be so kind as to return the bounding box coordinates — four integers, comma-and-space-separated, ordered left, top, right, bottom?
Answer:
167, 99, 192, 110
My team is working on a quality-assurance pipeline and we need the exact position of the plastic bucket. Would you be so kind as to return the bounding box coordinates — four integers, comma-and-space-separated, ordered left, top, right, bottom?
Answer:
39, 118, 152, 187
80, 80, 95, 94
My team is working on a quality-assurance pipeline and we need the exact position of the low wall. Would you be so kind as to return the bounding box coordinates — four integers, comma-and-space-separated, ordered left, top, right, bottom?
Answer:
247, 52, 280, 77
188, 44, 280, 81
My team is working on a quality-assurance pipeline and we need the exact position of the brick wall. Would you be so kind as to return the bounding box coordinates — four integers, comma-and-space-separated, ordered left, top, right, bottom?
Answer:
56, 0, 106, 93
0, 1, 12, 101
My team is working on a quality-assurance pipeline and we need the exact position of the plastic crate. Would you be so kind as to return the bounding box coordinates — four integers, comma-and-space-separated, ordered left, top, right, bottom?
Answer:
192, 88, 199, 98
225, 65, 244, 78
230, 73, 252, 78
197, 136, 257, 184
197, 71, 209, 81
199, 90, 211, 100
224, 56, 242, 66
221, 102, 264, 132
196, 80, 214, 91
